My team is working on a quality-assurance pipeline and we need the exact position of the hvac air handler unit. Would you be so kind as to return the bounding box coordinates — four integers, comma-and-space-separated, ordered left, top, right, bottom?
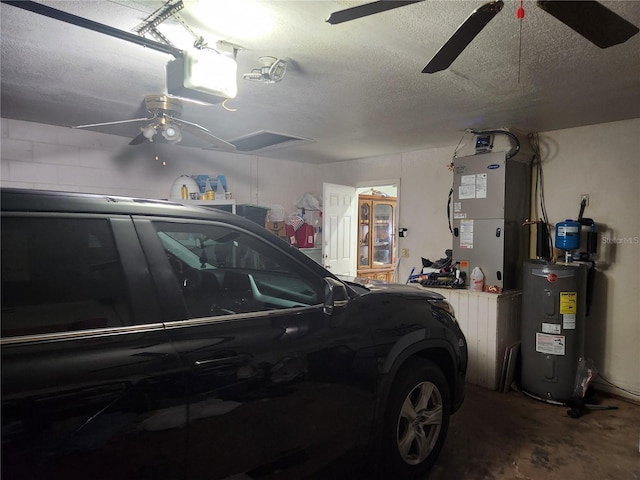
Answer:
451, 133, 532, 291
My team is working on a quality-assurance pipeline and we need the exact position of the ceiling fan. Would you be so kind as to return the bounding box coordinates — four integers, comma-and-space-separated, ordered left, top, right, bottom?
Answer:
73, 94, 236, 151
326, 1, 639, 73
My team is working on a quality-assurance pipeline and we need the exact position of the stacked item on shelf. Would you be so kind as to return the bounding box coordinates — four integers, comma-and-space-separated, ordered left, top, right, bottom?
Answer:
169, 174, 229, 200
407, 252, 466, 289
272, 212, 315, 248
191, 174, 228, 199
265, 205, 287, 240
263, 194, 322, 249
293, 194, 321, 248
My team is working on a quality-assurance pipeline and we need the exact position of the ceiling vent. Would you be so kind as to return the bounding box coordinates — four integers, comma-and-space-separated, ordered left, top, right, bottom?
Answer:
205, 130, 314, 153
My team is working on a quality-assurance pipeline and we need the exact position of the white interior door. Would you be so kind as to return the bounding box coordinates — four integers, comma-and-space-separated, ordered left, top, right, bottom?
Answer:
322, 183, 357, 277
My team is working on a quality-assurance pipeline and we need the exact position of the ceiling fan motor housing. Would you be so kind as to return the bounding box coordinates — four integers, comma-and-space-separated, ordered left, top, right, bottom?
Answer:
145, 95, 182, 117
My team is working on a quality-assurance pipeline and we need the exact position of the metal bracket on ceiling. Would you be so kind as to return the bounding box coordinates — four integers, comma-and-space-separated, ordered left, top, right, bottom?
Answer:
216, 40, 243, 60
134, 0, 185, 49
134, 0, 208, 53
134, 1, 184, 36
133, 0, 243, 60
145, 27, 175, 49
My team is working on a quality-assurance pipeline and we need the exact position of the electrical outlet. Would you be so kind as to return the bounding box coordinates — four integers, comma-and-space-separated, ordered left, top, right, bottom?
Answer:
401, 248, 410, 258
580, 194, 590, 206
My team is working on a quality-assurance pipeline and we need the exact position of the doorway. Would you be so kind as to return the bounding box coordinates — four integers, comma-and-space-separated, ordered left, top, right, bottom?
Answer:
321, 180, 399, 280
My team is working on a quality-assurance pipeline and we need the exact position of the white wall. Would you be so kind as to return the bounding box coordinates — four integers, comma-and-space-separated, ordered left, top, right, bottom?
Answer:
537, 119, 639, 399
0, 118, 321, 217
2, 116, 638, 400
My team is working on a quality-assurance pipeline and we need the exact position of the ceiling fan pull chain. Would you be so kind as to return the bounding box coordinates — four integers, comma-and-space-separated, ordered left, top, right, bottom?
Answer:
517, 0, 525, 84
517, 0, 525, 19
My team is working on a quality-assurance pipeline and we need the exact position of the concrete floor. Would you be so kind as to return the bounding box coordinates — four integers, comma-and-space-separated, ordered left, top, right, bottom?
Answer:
426, 384, 640, 480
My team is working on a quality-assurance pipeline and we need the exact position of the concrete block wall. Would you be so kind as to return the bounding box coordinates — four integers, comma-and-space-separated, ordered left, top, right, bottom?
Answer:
1, 118, 321, 214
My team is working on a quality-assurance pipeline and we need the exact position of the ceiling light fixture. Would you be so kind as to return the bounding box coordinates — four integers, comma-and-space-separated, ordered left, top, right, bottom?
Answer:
167, 48, 238, 104
132, 2, 241, 105
243, 56, 287, 84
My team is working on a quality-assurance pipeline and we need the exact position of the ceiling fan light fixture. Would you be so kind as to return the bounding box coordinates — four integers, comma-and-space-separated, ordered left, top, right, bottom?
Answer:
141, 124, 157, 142
162, 124, 182, 143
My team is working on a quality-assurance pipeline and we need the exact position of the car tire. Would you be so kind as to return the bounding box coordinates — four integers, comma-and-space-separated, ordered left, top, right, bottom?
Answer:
380, 358, 450, 479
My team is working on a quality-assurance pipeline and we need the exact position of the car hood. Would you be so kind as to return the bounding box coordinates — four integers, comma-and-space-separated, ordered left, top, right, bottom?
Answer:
352, 281, 447, 301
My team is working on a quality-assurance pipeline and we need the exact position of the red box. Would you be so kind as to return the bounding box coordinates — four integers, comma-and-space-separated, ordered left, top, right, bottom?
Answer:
295, 223, 315, 248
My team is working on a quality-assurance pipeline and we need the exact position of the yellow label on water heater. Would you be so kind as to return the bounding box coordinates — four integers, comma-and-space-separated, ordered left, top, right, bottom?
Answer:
559, 292, 577, 314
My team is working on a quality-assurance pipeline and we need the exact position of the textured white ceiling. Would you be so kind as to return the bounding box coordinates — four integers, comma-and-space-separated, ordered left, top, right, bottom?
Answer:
1, 0, 639, 163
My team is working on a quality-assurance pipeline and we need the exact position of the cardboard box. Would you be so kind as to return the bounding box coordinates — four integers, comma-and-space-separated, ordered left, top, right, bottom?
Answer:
265, 221, 288, 240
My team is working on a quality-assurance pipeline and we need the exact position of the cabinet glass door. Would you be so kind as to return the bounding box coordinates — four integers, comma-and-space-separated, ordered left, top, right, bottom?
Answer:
359, 203, 370, 267
372, 203, 393, 266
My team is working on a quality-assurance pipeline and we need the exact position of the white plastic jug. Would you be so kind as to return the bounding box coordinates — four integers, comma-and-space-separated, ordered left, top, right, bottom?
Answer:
470, 267, 485, 292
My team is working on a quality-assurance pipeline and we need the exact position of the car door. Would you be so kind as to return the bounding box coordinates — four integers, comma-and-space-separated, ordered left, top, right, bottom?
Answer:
134, 216, 379, 480
1, 214, 189, 480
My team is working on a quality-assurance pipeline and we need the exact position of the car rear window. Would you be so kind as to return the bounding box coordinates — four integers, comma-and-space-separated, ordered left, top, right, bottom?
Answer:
1, 217, 132, 337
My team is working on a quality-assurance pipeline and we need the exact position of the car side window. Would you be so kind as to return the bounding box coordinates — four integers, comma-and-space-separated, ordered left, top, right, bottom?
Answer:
1, 217, 132, 337
152, 221, 323, 318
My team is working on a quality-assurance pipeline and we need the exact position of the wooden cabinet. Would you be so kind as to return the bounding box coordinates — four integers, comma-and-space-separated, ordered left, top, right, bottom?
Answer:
357, 195, 396, 282
420, 288, 522, 391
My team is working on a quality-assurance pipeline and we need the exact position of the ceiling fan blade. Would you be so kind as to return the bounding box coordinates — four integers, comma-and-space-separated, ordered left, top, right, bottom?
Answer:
72, 117, 151, 129
173, 118, 237, 152
326, 0, 424, 25
537, 1, 639, 49
128, 132, 147, 145
422, 1, 504, 74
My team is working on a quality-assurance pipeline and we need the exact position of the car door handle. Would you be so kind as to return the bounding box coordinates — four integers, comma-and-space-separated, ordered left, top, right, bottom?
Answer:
193, 355, 249, 369
279, 323, 311, 342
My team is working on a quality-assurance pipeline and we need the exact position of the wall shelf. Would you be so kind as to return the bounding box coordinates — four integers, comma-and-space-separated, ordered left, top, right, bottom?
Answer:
174, 199, 236, 214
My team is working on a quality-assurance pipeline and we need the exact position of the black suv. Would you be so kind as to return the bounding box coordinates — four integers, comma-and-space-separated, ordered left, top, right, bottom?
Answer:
1, 188, 467, 480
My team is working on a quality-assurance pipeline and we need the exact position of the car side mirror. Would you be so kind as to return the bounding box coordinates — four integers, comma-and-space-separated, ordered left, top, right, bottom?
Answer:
323, 277, 349, 316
